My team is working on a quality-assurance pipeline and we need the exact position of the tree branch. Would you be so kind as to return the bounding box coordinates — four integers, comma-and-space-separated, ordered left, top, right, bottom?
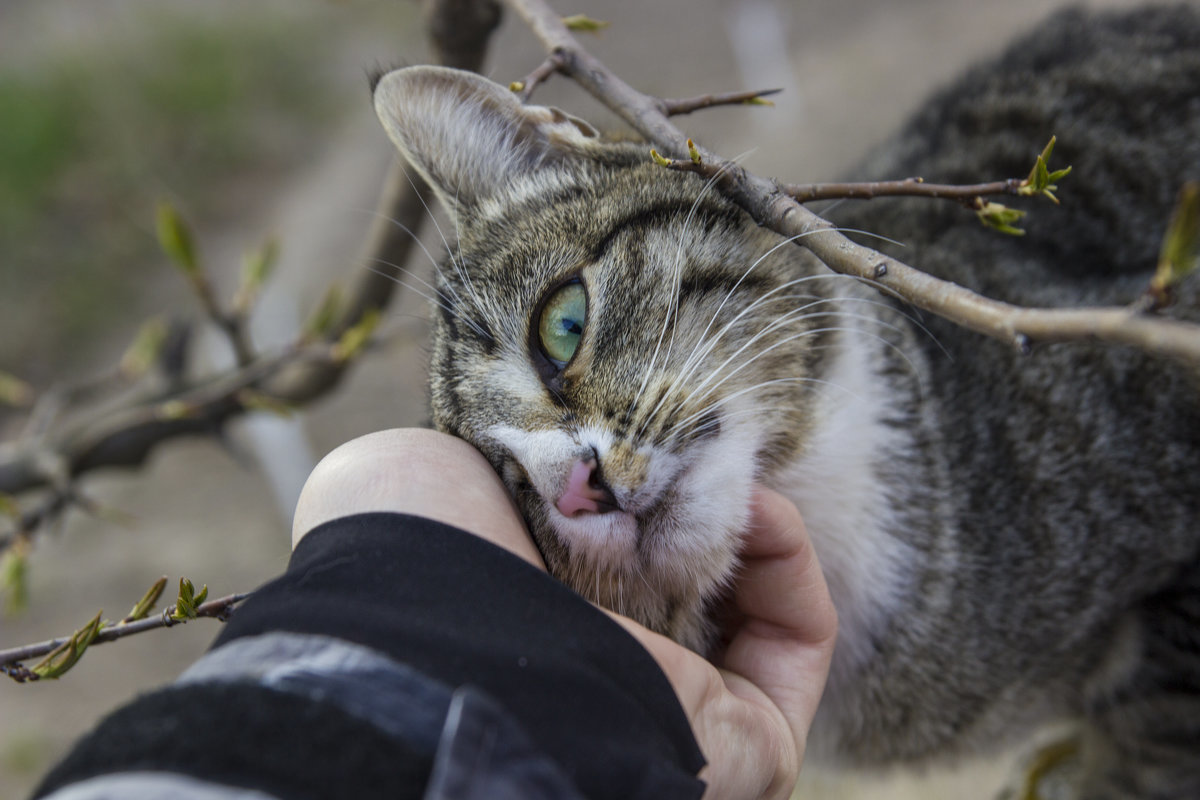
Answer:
502, 0, 1200, 367
237, 1, 501, 406
657, 150, 1027, 205
784, 177, 1022, 204
659, 87, 781, 116
0, 591, 249, 683
512, 51, 566, 102
0, 0, 506, 543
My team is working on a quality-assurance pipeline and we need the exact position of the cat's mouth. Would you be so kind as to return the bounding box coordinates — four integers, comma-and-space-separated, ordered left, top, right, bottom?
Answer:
486, 421, 754, 615
548, 502, 640, 556
541, 450, 699, 571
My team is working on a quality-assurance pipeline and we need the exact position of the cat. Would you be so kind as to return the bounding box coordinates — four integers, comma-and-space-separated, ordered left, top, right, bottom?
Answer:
371, 5, 1200, 798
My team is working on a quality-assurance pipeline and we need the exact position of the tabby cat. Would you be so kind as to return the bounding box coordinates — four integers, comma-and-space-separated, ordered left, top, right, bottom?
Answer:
372, 6, 1200, 798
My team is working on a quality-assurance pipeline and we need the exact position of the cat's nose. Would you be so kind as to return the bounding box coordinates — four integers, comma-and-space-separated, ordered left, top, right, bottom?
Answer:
556, 456, 619, 517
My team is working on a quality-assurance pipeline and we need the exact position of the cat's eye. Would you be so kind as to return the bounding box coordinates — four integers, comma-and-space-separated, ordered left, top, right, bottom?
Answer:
537, 280, 587, 367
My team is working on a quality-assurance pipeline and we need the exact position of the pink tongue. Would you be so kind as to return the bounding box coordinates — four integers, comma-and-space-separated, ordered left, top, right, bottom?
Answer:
556, 460, 604, 517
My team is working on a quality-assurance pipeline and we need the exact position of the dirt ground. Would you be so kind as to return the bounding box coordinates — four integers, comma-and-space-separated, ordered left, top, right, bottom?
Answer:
0, 0, 1182, 797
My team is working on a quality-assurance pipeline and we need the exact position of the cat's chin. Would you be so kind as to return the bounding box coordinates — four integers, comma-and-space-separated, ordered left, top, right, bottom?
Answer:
546, 505, 641, 572
532, 470, 753, 650
540, 498, 726, 651
483, 420, 760, 643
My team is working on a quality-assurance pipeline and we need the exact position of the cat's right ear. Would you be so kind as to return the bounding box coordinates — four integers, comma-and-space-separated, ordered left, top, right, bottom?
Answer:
373, 66, 599, 214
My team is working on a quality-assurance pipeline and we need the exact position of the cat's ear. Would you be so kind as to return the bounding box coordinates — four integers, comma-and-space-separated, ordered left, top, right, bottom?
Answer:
373, 65, 600, 212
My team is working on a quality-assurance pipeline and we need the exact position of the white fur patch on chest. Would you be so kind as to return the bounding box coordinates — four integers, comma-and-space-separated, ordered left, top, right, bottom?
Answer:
774, 319, 915, 677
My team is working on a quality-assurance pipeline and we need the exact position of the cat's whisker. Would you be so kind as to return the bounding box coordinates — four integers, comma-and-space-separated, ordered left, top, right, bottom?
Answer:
371, 256, 445, 299
354, 180, 465, 301
842, 275, 953, 362
682, 230, 828, 379
373, 210, 471, 314
664, 376, 859, 441
663, 149, 756, 367
322, 193, 478, 331
636, 275, 921, 447
731, 306, 917, 387
673, 265, 941, 403
684, 401, 819, 441
667, 311, 916, 450
693, 224, 904, 328
448, 188, 487, 327
677, 314, 914, 421
831, 227, 908, 250
368, 264, 453, 311
686, 223, 899, 369
673, 325, 863, 422
673, 299, 858, 409
379, 167, 494, 341
368, 262, 489, 339
663, 330, 846, 441
630, 153, 747, 433
670, 279, 836, 393
398, 165, 471, 295
366, 266, 449, 319
637, 281, 830, 439
671, 229, 910, 403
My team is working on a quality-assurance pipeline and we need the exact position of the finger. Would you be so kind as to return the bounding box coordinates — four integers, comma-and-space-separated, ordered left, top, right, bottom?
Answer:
602, 611, 718, 721
736, 488, 838, 645
720, 488, 837, 747
292, 429, 543, 569
605, 611, 797, 800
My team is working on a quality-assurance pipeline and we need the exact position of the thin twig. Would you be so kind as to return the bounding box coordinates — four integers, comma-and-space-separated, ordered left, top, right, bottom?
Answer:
514, 51, 565, 101
0, 2, 507, 539
659, 87, 781, 116
216, 315, 255, 368
784, 177, 1023, 204
0, 342, 302, 494
10, 486, 76, 544
261, 0, 498, 406
503, 0, 1200, 367
184, 269, 256, 368
0, 339, 340, 551
0, 591, 251, 681
657, 152, 1023, 204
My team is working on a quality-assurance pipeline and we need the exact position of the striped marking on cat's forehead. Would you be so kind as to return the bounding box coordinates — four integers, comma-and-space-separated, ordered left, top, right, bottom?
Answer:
475, 169, 580, 223
587, 199, 746, 260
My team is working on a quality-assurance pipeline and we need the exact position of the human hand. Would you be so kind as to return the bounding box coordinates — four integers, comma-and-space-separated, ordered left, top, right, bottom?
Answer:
607, 488, 837, 800
292, 428, 538, 563
294, 431, 836, 799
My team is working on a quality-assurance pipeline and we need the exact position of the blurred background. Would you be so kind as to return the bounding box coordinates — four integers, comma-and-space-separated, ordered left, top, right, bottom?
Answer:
0, 0, 1176, 797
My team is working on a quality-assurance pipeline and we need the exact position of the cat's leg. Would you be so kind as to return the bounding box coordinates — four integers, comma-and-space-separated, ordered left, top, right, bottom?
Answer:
1076, 560, 1200, 800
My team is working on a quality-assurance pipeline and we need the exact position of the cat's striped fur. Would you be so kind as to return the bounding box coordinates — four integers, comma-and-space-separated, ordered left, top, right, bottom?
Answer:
374, 6, 1200, 797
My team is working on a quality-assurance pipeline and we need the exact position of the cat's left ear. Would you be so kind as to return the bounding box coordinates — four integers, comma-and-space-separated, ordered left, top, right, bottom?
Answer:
373, 65, 600, 214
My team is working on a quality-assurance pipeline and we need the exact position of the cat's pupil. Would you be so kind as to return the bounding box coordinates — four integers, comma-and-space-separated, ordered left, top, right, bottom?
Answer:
537, 281, 587, 366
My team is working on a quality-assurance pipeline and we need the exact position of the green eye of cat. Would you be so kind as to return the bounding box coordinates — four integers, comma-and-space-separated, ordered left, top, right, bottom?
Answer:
537, 280, 587, 366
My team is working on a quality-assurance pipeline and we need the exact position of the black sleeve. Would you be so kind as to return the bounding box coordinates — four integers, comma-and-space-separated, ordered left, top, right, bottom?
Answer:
35, 513, 706, 800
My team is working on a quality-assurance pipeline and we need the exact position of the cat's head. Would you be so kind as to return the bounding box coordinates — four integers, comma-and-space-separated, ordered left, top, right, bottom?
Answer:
374, 66, 831, 648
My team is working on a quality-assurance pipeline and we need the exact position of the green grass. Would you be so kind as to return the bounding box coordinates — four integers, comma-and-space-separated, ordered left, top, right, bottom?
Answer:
0, 14, 343, 375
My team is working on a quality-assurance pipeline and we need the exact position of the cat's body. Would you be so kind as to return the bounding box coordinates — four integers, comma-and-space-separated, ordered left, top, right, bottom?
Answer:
373, 6, 1200, 798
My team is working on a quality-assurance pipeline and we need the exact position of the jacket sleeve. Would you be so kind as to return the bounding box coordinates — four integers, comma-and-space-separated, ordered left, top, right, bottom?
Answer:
32, 512, 706, 800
